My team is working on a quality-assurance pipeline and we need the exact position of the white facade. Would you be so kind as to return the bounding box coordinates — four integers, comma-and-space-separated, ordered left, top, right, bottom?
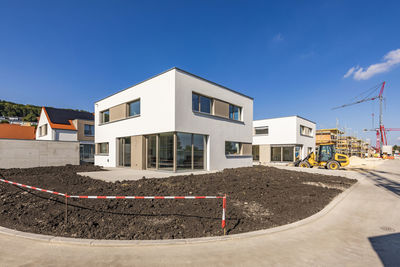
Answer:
94, 68, 253, 171
36, 109, 78, 141
253, 116, 316, 161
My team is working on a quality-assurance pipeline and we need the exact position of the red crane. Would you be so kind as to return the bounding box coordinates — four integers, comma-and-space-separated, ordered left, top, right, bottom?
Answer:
332, 82, 387, 154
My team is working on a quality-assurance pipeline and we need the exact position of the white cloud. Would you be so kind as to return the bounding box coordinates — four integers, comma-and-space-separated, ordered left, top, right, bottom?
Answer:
273, 33, 284, 42
397, 136, 400, 141
344, 48, 400, 80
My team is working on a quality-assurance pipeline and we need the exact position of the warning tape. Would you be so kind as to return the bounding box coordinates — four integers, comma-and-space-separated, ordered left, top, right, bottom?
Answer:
0, 177, 228, 232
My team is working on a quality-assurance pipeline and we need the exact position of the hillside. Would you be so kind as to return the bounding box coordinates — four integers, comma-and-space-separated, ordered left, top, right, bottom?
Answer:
0, 100, 42, 122
0, 100, 91, 122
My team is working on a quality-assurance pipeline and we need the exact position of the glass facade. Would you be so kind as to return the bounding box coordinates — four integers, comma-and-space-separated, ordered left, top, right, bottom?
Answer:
159, 133, 174, 170
193, 134, 204, 169
146, 132, 206, 171
147, 135, 157, 168
177, 133, 192, 170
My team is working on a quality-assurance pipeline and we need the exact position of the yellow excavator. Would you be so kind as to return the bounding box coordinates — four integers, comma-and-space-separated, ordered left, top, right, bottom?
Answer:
294, 144, 350, 170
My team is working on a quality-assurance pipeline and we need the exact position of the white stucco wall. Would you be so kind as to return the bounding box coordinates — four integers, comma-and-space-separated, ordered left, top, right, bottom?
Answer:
54, 129, 78, 141
94, 68, 254, 170
253, 116, 316, 159
94, 69, 176, 167
174, 69, 253, 170
36, 109, 53, 140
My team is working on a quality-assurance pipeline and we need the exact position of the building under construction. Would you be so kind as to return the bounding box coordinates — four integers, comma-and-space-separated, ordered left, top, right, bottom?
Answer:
316, 128, 371, 157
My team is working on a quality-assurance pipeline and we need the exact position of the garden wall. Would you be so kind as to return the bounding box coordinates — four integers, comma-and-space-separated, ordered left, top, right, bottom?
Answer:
0, 139, 79, 168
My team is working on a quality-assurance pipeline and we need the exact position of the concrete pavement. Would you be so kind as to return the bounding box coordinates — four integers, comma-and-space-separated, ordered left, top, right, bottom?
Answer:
1, 160, 400, 266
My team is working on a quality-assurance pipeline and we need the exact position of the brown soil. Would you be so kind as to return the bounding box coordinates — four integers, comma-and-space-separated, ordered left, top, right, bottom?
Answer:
0, 165, 356, 240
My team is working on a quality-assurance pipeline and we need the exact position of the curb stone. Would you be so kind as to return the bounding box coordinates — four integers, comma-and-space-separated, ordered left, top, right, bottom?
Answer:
0, 172, 363, 247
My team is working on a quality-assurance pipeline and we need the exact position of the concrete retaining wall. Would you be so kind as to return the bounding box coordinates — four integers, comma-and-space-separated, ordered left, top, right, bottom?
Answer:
0, 139, 79, 169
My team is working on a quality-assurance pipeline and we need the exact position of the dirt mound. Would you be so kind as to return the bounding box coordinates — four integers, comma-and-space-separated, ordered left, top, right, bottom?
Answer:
0, 165, 356, 240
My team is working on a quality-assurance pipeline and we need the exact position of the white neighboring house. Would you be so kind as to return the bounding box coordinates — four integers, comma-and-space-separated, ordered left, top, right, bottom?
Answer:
36, 107, 95, 162
94, 67, 254, 171
252, 116, 316, 163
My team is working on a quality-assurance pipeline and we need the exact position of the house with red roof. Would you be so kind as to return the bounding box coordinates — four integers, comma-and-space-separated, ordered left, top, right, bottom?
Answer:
0, 124, 36, 140
36, 107, 94, 162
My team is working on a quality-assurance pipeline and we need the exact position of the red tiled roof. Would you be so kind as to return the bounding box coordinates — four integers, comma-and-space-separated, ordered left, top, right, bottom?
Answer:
0, 124, 36, 140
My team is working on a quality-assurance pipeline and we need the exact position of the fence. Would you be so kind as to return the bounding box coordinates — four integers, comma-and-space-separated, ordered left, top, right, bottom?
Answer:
0, 175, 227, 235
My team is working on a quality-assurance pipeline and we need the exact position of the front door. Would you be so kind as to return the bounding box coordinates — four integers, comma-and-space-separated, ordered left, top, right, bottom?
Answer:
118, 137, 131, 167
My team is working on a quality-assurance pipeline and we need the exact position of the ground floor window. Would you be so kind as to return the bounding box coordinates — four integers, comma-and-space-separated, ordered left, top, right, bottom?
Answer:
146, 132, 207, 171
271, 146, 300, 162
80, 144, 94, 162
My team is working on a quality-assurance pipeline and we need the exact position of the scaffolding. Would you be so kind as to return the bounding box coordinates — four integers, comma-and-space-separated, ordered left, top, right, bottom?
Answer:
316, 128, 370, 158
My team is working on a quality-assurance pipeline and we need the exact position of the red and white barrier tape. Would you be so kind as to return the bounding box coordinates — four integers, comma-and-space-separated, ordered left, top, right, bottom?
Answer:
0, 177, 227, 230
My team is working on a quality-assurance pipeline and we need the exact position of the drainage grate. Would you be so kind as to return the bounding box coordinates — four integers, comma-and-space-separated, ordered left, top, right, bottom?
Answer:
380, 226, 396, 232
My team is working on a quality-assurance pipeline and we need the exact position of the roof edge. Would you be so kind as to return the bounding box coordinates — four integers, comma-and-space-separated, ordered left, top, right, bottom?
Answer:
95, 67, 253, 103
254, 115, 316, 125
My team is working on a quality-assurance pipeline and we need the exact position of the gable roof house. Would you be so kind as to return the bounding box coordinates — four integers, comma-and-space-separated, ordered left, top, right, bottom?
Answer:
36, 107, 95, 162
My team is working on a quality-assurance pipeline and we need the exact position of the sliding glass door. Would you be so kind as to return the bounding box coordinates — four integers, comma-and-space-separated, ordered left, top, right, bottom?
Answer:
146, 132, 206, 171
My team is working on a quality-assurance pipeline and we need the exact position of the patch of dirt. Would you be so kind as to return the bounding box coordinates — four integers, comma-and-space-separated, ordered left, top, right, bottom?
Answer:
0, 165, 356, 240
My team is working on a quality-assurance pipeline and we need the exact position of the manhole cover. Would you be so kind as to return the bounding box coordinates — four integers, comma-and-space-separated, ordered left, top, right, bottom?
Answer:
380, 226, 396, 232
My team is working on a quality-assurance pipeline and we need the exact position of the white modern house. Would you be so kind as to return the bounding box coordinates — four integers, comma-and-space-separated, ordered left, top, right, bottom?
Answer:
252, 116, 316, 163
94, 67, 253, 171
36, 107, 95, 162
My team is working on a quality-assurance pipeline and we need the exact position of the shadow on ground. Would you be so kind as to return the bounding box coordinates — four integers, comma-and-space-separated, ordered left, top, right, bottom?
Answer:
352, 168, 400, 197
369, 232, 400, 267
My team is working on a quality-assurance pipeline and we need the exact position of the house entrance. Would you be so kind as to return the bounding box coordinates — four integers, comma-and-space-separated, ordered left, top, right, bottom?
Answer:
118, 137, 131, 167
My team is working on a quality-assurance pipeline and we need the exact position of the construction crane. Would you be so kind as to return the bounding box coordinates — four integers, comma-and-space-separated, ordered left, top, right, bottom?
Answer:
363, 127, 400, 153
332, 82, 386, 154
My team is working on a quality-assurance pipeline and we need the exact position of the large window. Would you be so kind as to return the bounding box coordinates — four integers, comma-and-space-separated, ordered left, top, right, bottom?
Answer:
225, 141, 241, 155
271, 147, 282, 161
254, 126, 268, 135
282, 147, 294, 161
229, 105, 241, 121
159, 133, 174, 170
147, 132, 206, 171
84, 124, 94, 136
300, 125, 313, 137
100, 110, 110, 123
192, 93, 211, 114
147, 135, 157, 168
193, 134, 204, 169
128, 99, 140, 117
177, 133, 192, 170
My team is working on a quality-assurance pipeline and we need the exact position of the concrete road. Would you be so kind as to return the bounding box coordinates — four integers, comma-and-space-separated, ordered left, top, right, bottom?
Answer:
1, 160, 400, 266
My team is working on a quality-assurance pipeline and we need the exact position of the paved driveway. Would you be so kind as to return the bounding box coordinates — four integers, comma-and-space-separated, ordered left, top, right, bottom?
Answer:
1, 160, 399, 266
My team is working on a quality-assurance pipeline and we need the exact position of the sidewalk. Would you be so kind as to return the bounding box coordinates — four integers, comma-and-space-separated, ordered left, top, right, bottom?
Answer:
1, 161, 399, 266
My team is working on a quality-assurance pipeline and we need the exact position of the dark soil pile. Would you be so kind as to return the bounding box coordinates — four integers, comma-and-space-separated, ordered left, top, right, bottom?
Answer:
0, 165, 356, 240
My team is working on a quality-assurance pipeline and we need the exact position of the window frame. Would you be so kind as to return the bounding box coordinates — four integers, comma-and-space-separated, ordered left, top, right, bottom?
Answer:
39, 124, 48, 137
225, 141, 241, 155
229, 104, 242, 121
84, 124, 94, 136
254, 126, 269, 135
192, 92, 212, 115
97, 142, 109, 155
128, 99, 141, 117
100, 109, 110, 124
300, 125, 313, 137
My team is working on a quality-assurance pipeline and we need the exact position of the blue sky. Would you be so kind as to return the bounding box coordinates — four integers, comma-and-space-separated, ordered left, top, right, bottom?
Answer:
1, 0, 400, 145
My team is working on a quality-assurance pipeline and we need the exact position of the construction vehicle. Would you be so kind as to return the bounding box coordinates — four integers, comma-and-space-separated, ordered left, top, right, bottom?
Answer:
294, 144, 350, 170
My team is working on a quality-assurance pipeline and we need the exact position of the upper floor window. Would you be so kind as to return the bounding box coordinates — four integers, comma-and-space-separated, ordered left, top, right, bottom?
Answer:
128, 99, 140, 117
300, 125, 313, 137
255, 126, 268, 135
229, 104, 241, 120
39, 124, 47, 136
84, 124, 94, 136
192, 93, 211, 114
100, 110, 109, 123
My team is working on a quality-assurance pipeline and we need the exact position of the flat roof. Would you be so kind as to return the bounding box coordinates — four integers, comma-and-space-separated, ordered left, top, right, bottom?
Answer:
96, 67, 253, 103
254, 115, 316, 125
